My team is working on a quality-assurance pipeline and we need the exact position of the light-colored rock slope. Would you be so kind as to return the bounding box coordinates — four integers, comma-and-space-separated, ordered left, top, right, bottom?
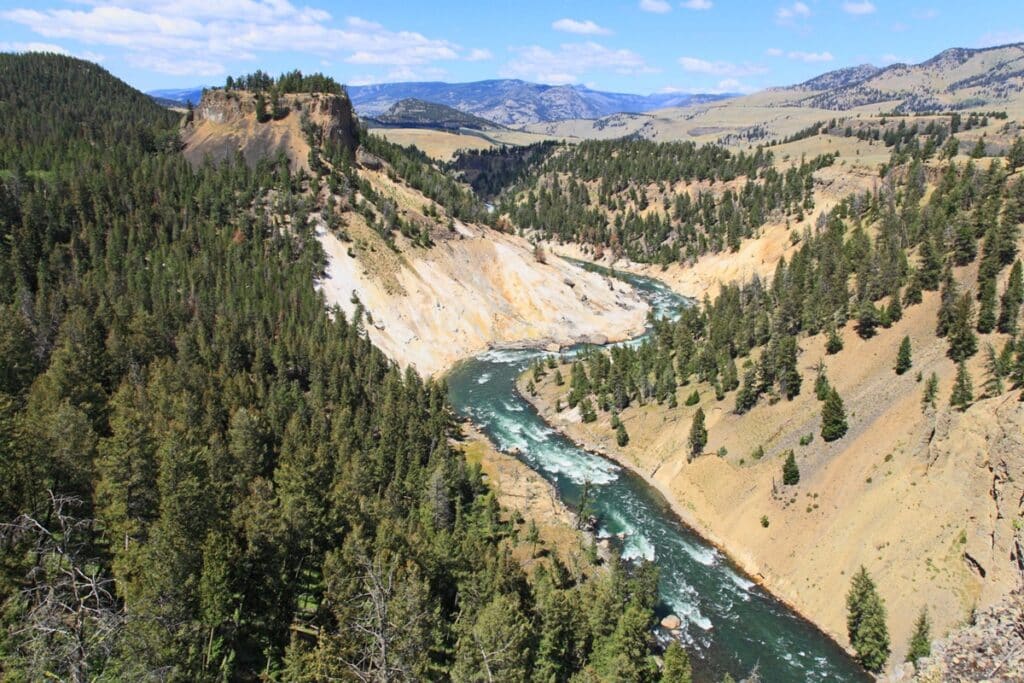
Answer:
316, 220, 648, 376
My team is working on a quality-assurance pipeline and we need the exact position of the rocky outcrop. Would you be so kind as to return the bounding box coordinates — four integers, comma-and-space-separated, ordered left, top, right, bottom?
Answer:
913, 586, 1024, 682
182, 89, 358, 171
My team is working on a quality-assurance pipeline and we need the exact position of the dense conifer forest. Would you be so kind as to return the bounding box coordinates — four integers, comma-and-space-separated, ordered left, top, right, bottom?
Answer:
0, 54, 669, 682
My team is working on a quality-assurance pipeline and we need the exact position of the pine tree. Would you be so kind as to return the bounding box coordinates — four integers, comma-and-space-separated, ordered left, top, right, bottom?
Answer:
782, 450, 800, 485
998, 260, 1023, 333
895, 336, 913, 375
922, 372, 939, 413
976, 278, 997, 333
846, 566, 890, 673
947, 293, 978, 362
616, 422, 629, 447
814, 362, 831, 401
826, 327, 844, 354
661, 641, 693, 683
1008, 135, 1024, 172
688, 408, 707, 458
950, 361, 974, 411
906, 607, 931, 667
856, 301, 880, 339
821, 388, 848, 442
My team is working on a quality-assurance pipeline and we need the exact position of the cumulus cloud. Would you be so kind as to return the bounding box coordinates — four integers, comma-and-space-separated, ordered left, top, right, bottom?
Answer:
639, 0, 672, 14
552, 18, 612, 36
681, 0, 713, 9
0, 40, 106, 63
1, 1, 474, 76
977, 29, 1024, 47
465, 48, 493, 62
0, 40, 71, 55
678, 56, 767, 77
765, 48, 833, 62
842, 1, 876, 15
787, 50, 834, 63
776, 1, 811, 24
502, 41, 656, 85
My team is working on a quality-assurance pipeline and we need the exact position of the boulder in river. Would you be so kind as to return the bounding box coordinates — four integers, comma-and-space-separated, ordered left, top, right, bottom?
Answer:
660, 614, 682, 630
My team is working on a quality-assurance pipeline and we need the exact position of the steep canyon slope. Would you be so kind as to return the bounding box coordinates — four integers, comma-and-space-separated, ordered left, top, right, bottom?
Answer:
181, 88, 648, 376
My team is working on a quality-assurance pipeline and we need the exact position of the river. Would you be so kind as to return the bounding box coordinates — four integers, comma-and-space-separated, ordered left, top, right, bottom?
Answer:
445, 265, 868, 682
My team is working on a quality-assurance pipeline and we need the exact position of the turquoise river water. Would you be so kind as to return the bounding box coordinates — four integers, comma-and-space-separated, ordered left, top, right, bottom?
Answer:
445, 265, 868, 682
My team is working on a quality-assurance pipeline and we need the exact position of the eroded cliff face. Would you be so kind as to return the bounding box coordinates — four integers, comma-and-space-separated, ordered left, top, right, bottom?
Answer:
182, 89, 357, 171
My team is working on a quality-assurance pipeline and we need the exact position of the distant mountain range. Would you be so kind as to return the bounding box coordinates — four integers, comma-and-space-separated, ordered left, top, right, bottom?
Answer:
345, 80, 733, 127
148, 87, 205, 106
786, 42, 1024, 111
148, 81, 733, 127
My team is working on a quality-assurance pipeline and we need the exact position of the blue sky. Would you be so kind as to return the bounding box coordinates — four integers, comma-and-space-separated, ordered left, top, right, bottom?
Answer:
1, 1, 1022, 94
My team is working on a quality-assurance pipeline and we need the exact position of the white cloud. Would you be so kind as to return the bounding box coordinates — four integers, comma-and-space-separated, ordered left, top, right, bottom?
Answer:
678, 56, 767, 77
912, 8, 938, 20
1, 2, 474, 78
681, 0, 713, 9
0, 40, 106, 63
842, 1, 876, 16
765, 47, 784, 57
502, 41, 656, 84
639, 0, 671, 14
465, 48, 493, 62
776, 1, 811, 24
977, 29, 1024, 47
787, 50, 834, 63
879, 53, 910, 65
129, 53, 225, 76
552, 18, 612, 36
0, 41, 71, 55
714, 78, 758, 94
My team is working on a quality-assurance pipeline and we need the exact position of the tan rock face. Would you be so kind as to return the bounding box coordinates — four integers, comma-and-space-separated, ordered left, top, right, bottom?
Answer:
182, 89, 358, 172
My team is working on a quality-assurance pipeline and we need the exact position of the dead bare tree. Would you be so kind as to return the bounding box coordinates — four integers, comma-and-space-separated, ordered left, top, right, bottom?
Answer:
0, 491, 124, 683
340, 552, 430, 683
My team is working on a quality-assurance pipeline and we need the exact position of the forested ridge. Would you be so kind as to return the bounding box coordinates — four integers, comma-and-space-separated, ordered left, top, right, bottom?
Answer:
0, 54, 672, 682
491, 139, 834, 264
528, 127, 1024, 491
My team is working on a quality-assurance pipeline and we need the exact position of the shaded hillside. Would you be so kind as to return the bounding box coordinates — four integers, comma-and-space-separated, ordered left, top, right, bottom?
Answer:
367, 97, 504, 131
0, 53, 179, 171
447, 141, 558, 199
